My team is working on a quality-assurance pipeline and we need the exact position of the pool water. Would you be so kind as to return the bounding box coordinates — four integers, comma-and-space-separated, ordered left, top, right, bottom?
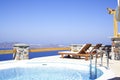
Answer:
1, 67, 82, 80
0, 62, 103, 80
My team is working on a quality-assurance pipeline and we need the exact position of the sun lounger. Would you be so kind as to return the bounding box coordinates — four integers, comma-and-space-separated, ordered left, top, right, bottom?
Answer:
89, 44, 102, 57
58, 44, 102, 60
58, 44, 92, 60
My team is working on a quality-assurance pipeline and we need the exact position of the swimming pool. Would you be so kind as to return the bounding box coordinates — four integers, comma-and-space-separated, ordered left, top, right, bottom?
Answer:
0, 61, 104, 80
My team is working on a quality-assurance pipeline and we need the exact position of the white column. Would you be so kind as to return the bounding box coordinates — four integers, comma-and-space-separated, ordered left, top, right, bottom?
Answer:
118, 0, 120, 7
117, 0, 120, 21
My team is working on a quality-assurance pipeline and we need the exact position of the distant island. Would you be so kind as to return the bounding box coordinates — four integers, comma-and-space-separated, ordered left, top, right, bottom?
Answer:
0, 42, 67, 49
0, 42, 70, 54
0, 42, 18, 49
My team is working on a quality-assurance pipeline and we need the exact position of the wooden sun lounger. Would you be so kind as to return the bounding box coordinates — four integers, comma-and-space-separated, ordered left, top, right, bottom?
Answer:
58, 44, 102, 60
58, 44, 91, 60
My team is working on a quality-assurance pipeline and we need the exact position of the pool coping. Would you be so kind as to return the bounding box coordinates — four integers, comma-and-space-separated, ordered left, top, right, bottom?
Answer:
0, 55, 118, 80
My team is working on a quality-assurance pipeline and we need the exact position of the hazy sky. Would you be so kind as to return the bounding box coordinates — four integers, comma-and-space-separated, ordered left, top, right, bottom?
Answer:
0, 0, 118, 45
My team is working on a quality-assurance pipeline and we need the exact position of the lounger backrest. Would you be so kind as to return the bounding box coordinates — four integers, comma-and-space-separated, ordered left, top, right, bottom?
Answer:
91, 44, 102, 53
93, 44, 102, 50
78, 44, 91, 53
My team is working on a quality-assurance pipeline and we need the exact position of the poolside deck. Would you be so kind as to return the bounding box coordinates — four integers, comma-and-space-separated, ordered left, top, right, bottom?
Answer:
31, 55, 120, 78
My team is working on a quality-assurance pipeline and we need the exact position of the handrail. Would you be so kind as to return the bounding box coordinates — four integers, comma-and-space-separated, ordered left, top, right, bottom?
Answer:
100, 51, 103, 66
99, 46, 110, 69
89, 48, 98, 79
89, 53, 93, 79
106, 48, 110, 69
89, 46, 110, 79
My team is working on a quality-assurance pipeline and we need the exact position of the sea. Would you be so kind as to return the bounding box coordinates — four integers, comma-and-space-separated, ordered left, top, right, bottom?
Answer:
0, 48, 59, 61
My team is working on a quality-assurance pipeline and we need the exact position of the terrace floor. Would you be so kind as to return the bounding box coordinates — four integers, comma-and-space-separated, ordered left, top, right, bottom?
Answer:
31, 54, 120, 78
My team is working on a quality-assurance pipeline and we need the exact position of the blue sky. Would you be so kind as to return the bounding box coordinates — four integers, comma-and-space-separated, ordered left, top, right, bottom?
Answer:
0, 0, 118, 45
